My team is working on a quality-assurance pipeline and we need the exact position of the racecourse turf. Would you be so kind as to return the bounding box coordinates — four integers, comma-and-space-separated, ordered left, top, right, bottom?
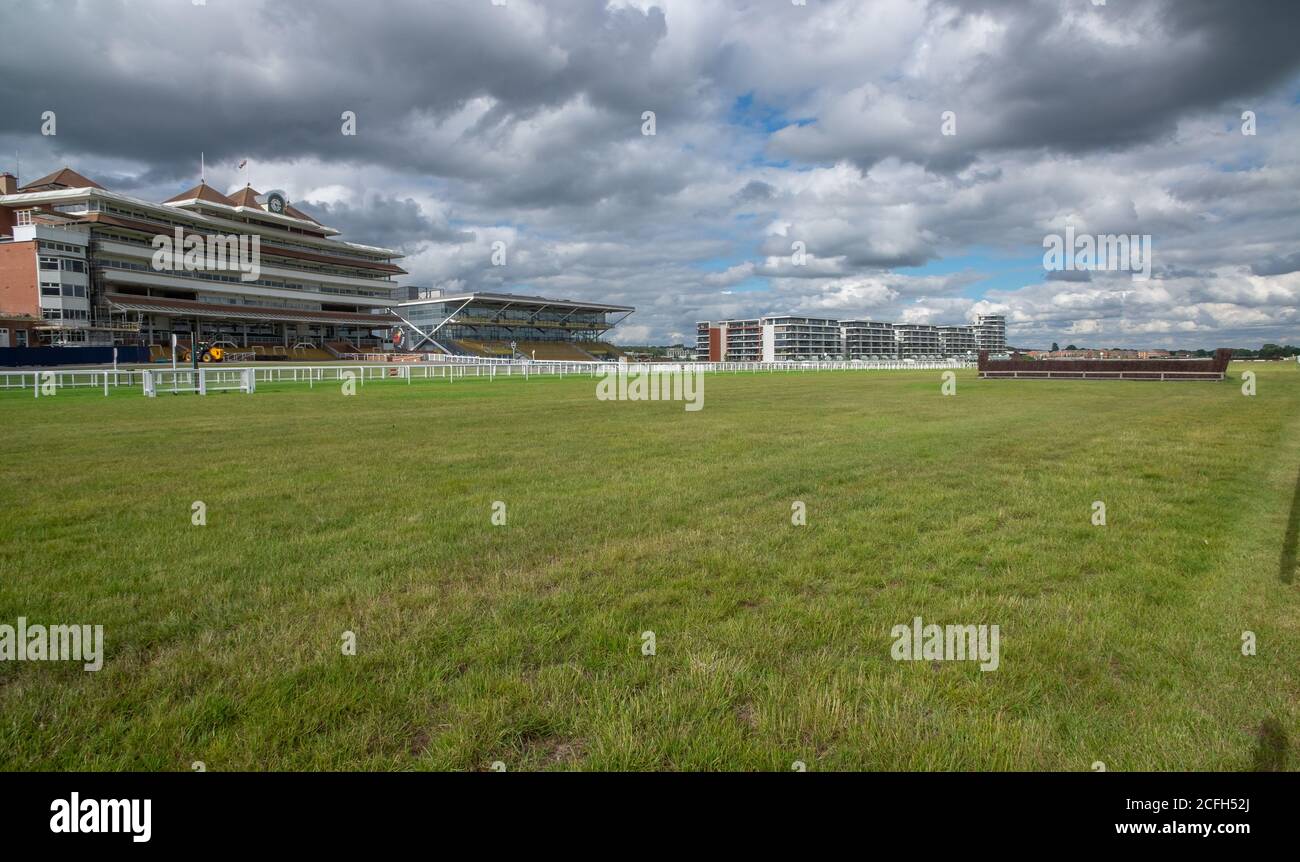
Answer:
0, 363, 1297, 770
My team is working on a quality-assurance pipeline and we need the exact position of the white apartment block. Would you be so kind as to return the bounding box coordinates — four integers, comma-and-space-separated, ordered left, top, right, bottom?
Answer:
894, 324, 944, 358
761, 316, 842, 361
696, 312, 1008, 360
695, 318, 762, 361
841, 320, 896, 359
976, 314, 1007, 353
938, 325, 979, 356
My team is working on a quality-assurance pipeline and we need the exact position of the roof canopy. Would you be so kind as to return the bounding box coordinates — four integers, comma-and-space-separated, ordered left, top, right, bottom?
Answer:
164, 183, 237, 206
401, 291, 634, 313
19, 167, 105, 192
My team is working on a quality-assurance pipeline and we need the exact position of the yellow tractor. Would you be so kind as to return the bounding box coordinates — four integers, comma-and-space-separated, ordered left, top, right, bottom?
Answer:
197, 343, 225, 363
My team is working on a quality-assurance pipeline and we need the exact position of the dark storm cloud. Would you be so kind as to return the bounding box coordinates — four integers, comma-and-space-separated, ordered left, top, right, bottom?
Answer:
297, 196, 475, 252
771, 0, 1300, 170
0, 0, 690, 204
734, 180, 776, 204
1252, 252, 1300, 277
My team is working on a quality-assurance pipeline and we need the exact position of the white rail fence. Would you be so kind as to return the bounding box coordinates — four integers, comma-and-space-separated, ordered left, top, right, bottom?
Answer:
142, 368, 257, 396
0, 358, 975, 398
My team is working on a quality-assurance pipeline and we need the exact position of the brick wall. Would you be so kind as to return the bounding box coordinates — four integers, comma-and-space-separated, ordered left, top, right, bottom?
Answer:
979, 348, 1230, 374
0, 240, 38, 316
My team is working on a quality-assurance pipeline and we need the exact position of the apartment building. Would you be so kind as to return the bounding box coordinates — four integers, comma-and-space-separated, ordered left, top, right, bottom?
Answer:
841, 320, 896, 359
696, 318, 762, 361
938, 325, 979, 356
976, 314, 1007, 353
894, 324, 944, 359
698, 312, 1010, 360
761, 316, 842, 361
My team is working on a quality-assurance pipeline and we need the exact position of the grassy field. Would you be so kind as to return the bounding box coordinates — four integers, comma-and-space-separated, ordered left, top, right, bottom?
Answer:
1, 363, 1298, 771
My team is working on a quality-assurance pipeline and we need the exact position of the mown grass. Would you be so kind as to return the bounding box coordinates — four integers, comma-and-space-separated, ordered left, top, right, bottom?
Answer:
1, 363, 1298, 771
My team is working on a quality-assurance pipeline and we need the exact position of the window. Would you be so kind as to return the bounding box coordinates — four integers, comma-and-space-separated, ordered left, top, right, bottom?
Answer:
41, 286, 60, 297
16, 330, 28, 347
61, 284, 86, 298
39, 256, 59, 270
60, 259, 85, 273
42, 308, 61, 320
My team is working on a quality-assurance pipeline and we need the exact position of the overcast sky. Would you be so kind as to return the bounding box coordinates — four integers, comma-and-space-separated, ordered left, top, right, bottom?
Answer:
2, 0, 1298, 348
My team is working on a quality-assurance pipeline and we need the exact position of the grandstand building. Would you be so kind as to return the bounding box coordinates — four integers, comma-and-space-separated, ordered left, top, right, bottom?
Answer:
696, 313, 1007, 360
394, 288, 633, 360
0, 167, 404, 359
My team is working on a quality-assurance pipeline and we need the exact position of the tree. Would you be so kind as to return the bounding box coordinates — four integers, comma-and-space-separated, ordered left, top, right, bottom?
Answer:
1065, 344, 1078, 351
1051, 342, 1060, 352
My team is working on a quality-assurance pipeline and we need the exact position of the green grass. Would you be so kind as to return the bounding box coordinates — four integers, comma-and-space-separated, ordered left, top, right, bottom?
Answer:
1, 363, 1298, 771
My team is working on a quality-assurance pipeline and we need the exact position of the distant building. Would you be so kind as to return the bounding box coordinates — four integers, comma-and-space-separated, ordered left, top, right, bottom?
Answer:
396, 290, 633, 360
1029, 347, 1173, 360
938, 324, 980, 356
894, 324, 944, 359
841, 320, 896, 359
976, 315, 1007, 353
696, 312, 1009, 361
761, 316, 842, 361
696, 318, 760, 361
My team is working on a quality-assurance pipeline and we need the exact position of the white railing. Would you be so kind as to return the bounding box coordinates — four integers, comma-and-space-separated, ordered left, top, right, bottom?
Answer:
0, 357, 977, 398
419, 352, 519, 364
142, 368, 256, 396
335, 352, 424, 363
1, 369, 140, 396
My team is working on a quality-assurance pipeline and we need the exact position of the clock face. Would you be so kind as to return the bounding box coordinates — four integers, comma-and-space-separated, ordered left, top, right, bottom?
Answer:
267, 195, 285, 214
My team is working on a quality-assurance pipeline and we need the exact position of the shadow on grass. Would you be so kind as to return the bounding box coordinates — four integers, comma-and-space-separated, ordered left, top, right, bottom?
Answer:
1279, 466, 1300, 585
1251, 718, 1288, 771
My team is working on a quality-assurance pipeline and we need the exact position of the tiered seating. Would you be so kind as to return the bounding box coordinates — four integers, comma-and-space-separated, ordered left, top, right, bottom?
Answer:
289, 346, 335, 361
456, 339, 513, 357
438, 339, 477, 357
327, 340, 360, 356
582, 342, 623, 359
149, 342, 333, 362
515, 341, 596, 361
